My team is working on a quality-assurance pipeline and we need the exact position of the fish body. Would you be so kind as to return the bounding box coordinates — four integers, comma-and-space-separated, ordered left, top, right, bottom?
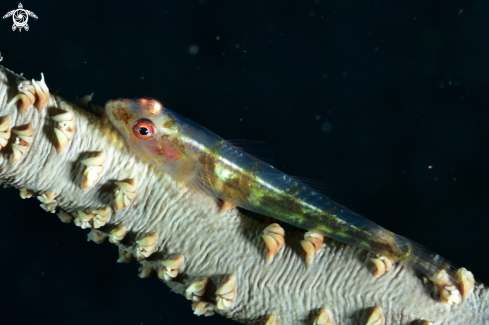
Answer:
105, 98, 456, 281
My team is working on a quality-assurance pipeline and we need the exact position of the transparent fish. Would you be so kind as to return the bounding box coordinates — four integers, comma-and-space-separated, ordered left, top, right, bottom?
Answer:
105, 98, 457, 282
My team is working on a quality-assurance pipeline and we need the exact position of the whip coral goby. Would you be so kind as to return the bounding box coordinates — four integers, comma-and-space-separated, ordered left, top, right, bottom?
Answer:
0, 65, 487, 325
105, 97, 470, 295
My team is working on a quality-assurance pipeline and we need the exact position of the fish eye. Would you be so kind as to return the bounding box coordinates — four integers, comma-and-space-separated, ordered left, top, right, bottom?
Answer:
132, 119, 155, 139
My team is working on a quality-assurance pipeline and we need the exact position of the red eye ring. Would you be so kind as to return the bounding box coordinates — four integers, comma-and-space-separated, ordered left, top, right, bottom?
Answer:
132, 119, 155, 139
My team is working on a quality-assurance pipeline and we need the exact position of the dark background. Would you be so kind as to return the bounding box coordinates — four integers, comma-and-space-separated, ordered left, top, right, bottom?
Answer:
1, 1, 488, 324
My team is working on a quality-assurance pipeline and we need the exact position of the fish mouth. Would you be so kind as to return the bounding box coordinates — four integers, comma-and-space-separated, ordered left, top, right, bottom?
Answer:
105, 99, 134, 125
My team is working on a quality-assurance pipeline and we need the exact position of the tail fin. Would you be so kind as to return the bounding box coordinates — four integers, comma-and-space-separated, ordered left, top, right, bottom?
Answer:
404, 238, 458, 283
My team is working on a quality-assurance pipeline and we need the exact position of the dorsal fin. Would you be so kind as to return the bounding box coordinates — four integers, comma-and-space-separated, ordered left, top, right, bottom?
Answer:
226, 139, 275, 164
290, 176, 337, 198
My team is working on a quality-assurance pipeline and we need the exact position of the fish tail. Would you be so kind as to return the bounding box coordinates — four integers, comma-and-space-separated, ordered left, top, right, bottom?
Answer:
402, 238, 458, 283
